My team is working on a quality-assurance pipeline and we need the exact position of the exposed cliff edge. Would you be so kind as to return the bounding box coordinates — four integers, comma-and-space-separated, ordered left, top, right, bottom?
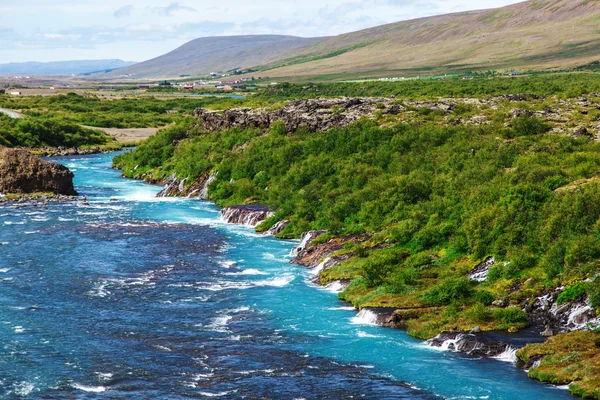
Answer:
0, 147, 78, 196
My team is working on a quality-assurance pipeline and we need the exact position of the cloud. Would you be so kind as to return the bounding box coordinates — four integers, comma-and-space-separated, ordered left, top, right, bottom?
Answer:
114, 5, 134, 18
162, 2, 196, 16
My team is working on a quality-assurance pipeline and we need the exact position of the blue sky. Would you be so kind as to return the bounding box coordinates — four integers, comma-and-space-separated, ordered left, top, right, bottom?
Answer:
0, 0, 524, 63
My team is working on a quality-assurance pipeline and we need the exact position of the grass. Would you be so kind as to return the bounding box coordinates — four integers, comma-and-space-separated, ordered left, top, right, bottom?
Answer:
517, 331, 600, 399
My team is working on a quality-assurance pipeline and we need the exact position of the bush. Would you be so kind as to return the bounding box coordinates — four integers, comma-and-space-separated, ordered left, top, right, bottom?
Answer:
557, 281, 590, 306
465, 303, 493, 322
422, 278, 474, 306
493, 307, 528, 324
589, 282, 600, 310
508, 115, 551, 138
475, 290, 496, 306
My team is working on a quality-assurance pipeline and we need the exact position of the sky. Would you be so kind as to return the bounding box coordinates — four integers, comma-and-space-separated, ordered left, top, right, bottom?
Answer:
0, 0, 525, 63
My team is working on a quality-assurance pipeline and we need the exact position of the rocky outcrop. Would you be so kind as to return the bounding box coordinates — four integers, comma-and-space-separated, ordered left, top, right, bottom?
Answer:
195, 97, 402, 134
426, 332, 517, 359
156, 172, 217, 199
524, 289, 600, 336
264, 220, 290, 236
468, 257, 495, 282
220, 204, 274, 226
0, 147, 77, 196
38, 147, 105, 157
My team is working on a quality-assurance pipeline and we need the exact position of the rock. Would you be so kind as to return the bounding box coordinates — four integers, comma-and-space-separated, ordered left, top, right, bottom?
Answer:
524, 289, 600, 333
290, 230, 327, 258
156, 171, 217, 199
540, 326, 554, 337
492, 299, 508, 308
264, 220, 290, 236
0, 147, 77, 196
220, 204, 274, 226
195, 98, 407, 134
509, 108, 534, 119
291, 233, 371, 268
572, 126, 593, 139
426, 332, 516, 358
468, 256, 494, 282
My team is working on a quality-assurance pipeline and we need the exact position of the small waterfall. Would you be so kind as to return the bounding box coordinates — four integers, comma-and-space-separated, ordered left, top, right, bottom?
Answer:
492, 346, 518, 363
220, 205, 274, 227
199, 172, 217, 200
351, 309, 380, 325
311, 257, 331, 275
265, 220, 290, 236
468, 256, 495, 282
290, 231, 326, 257
157, 179, 178, 198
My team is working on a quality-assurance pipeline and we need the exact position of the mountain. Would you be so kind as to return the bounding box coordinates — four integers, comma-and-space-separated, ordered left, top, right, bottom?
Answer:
0, 60, 136, 76
102, 35, 326, 79
107, 0, 600, 80
260, 0, 600, 79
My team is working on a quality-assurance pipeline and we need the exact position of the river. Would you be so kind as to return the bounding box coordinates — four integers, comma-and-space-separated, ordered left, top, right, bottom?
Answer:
0, 152, 573, 399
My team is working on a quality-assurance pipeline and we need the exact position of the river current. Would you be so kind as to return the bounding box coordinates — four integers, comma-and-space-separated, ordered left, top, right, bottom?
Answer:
0, 153, 573, 399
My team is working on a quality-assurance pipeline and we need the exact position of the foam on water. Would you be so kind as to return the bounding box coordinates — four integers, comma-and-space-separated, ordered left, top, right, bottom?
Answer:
492, 347, 518, 363
351, 309, 380, 326
72, 384, 107, 393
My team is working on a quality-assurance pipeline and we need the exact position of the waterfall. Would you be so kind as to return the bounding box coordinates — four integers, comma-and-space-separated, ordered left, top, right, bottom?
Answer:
351, 309, 380, 325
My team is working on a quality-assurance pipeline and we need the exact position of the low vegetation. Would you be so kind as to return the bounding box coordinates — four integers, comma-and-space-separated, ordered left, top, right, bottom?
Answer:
517, 331, 600, 399
115, 81, 600, 345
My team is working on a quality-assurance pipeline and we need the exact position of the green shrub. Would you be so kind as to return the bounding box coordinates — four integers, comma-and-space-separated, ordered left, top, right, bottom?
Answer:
493, 307, 528, 324
422, 278, 474, 306
465, 303, 493, 322
557, 282, 590, 306
475, 290, 496, 306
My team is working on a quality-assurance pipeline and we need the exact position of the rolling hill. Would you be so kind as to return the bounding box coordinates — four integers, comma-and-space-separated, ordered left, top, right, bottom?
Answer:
0, 60, 135, 76
104, 0, 600, 81
259, 0, 600, 80
101, 35, 326, 79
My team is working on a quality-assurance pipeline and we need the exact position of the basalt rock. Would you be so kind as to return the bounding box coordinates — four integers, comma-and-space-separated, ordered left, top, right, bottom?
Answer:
195, 97, 401, 134
264, 220, 290, 236
291, 233, 372, 268
220, 204, 274, 226
0, 147, 77, 196
156, 171, 217, 199
426, 332, 516, 358
524, 288, 600, 334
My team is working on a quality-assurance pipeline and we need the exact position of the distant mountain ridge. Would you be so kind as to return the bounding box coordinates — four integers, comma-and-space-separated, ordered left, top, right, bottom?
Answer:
101, 35, 326, 79
0, 60, 136, 76
103, 0, 600, 80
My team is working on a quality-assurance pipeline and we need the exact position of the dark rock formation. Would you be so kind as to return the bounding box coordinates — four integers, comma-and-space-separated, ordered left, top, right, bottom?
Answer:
220, 204, 273, 226
39, 147, 105, 157
195, 97, 401, 134
156, 172, 217, 199
426, 332, 517, 359
264, 220, 290, 236
524, 289, 599, 335
0, 147, 77, 196
468, 256, 495, 282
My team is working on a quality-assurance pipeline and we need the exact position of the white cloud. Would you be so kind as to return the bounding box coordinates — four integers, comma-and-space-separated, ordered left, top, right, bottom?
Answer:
0, 0, 524, 62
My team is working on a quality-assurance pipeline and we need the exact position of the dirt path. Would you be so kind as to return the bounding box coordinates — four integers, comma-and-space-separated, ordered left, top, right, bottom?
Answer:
82, 126, 159, 142
0, 108, 24, 119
